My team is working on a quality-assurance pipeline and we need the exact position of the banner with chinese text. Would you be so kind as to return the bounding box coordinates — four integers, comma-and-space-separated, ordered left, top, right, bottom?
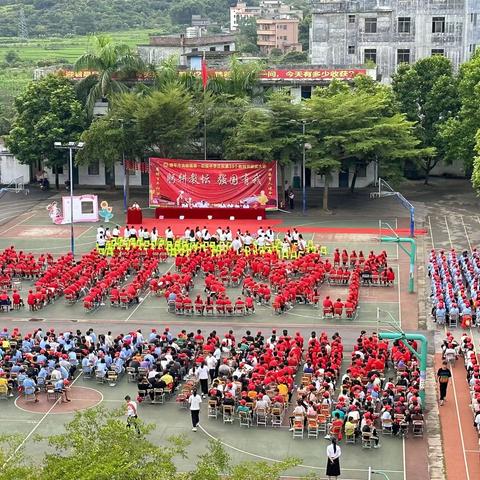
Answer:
149, 159, 278, 210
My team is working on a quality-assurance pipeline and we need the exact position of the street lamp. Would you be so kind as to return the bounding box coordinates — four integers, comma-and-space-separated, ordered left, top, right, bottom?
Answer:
53, 141, 85, 256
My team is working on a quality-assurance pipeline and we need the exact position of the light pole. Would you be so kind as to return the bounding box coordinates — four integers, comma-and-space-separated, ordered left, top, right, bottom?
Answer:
301, 121, 312, 216
53, 141, 85, 256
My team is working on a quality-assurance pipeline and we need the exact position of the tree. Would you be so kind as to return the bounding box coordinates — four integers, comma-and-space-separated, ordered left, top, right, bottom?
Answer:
135, 84, 199, 158
439, 51, 480, 177
0, 407, 300, 480
392, 56, 459, 183
305, 81, 428, 211
237, 17, 259, 54
225, 108, 274, 161
6, 74, 85, 189
281, 51, 308, 64
471, 130, 480, 192
266, 90, 304, 201
74, 35, 145, 114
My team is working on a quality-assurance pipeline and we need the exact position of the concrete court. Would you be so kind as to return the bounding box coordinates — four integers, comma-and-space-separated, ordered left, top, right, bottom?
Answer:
0, 180, 453, 479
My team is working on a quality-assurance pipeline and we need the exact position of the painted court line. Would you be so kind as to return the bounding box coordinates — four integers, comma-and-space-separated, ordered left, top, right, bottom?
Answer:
198, 425, 403, 473
428, 216, 435, 250
125, 263, 174, 322
4, 372, 83, 466
444, 216, 453, 249
0, 212, 36, 236
461, 216, 473, 252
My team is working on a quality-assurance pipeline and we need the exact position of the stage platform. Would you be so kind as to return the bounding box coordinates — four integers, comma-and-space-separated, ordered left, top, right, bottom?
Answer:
154, 206, 266, 220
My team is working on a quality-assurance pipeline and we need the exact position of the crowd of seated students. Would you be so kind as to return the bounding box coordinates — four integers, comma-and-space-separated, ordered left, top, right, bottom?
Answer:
173, 328, 305, 423
0, 247, 49, 287
148, 247, 393, 316
84, 253, 159, 311
429, 249, 478, 328
299, 332, 424, 446
322, 269, 361, 320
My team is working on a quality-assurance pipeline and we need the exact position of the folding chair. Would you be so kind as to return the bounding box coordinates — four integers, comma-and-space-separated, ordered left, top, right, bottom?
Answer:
317, 413, 328, 433
362, 432, 373, 448
382, 418, 393, 435
152, 388, 165, 404
239, 410, 251, 428
307, 416, 319, 439
126, 367, 138, 383
255, 408, 267, 427
345, 430, 356, 443
271, 407, 283, 428
412, 420, 424, 437
223, 405, 234, 424
0, 385, 9, 400
208, 400, 218, 419
292, 418, 304, 439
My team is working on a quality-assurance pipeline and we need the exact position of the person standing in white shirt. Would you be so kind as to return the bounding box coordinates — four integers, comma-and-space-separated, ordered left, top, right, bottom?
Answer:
112, 225, 120, 238
184, 227, 191, 240
188, 389, 202, 431
197, 361, 209, 397
123, 226, 130, 239
165, 227, 174, 242
326, 437, 341, 479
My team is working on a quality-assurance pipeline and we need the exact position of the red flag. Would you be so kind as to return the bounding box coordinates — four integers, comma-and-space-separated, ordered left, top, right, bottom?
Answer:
201, 54, 208, 90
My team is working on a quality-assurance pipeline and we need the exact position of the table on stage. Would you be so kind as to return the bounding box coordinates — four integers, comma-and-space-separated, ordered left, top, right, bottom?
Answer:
155, 206, 266, 220
127, 208, 143, 224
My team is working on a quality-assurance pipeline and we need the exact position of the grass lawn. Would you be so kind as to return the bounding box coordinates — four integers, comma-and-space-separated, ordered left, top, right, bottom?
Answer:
0, 29, 155, 62
0, 29, 156, 112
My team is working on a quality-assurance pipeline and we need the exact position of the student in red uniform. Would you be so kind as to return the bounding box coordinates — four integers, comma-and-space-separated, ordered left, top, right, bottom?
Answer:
323, 296, 333, 316
27, 290, 36, 310
12, 290, 23, 308
333, 298, 344, 317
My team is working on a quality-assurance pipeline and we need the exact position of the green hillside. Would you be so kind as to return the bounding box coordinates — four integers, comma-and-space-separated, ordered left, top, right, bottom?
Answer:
0, 0, 233, 37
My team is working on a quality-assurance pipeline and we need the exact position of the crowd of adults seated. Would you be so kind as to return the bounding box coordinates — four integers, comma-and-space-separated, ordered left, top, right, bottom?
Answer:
176, 328, 305, 427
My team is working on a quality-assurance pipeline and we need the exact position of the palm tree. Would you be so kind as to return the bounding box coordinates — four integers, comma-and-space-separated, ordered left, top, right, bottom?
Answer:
75, 35, 145, 114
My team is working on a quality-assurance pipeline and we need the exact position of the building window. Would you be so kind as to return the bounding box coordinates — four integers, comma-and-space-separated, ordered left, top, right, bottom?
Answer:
56, 165, 64, 175
224, 45, 230, 51
88, 161, 100, 176
365, 18, 377, 33
348, 14, 356, 23
191, 47, 198, 52
284, 25, 287, 30
398, 17, 411, 34
348, 45, 355, 54
431, 48, 445, 56
397, 48, 410, 64
364, 48, 377, 64
470, 44, 477, 53
356, 165, 367, 178
471, 13, 478, 26
209, 46, 216, 51
432, 16, 445, 33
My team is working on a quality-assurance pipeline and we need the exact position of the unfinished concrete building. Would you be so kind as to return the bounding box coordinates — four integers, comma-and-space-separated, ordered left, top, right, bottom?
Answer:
310, 0, 480, 81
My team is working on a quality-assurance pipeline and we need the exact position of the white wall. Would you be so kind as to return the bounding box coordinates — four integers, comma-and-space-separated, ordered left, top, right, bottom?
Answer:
0, 153, 30, 185
114, 161, 142, 187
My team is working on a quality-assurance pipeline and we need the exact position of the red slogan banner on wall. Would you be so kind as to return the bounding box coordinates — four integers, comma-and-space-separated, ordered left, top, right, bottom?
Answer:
149, 158, 278, 210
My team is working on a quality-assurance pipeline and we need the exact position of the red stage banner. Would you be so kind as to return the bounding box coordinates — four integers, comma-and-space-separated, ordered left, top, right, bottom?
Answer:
59, 68, 367, 83
259, 69, 367, 80
149, 159, 278, 210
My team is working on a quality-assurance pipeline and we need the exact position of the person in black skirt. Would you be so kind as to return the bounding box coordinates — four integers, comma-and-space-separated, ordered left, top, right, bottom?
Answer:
326, 437, 341, 479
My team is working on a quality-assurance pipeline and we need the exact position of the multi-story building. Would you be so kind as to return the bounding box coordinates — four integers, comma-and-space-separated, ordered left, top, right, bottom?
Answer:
137, 34, 236, 67
310, 0, 480, 82
257, 17, 302, 54
230, 1, 303, 31
230, 2, 262, 31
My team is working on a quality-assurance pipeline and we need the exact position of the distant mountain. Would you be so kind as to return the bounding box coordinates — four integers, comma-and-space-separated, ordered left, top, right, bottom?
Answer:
0, 0, 234, 37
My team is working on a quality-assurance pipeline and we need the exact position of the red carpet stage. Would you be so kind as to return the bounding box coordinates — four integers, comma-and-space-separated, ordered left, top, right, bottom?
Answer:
155, 206, 266, 220
122, 218, 427, 237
